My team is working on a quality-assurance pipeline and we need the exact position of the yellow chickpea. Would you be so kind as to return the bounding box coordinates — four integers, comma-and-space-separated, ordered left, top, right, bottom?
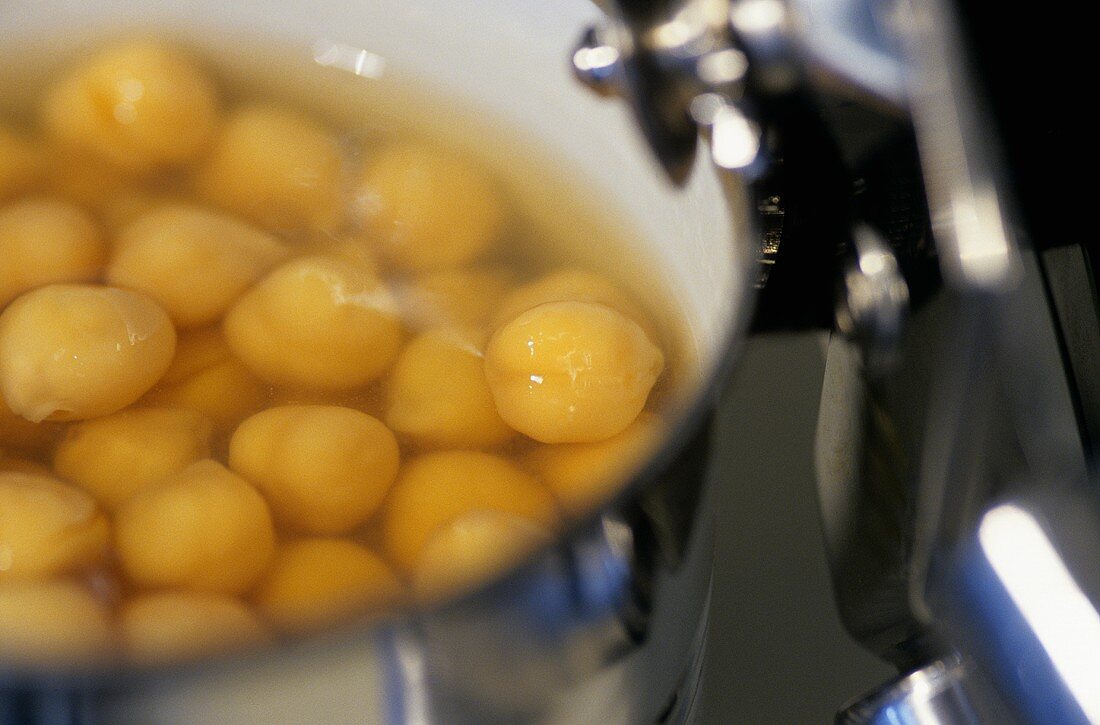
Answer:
107, 204, 289, 328
229, 405, 399, 534
492, 267, 658, 342
223, 255, 403, 391
381, 450, 560, 574
254, 539, 405, 634
0, 126, 44, 200
396, 267, 515, 330
526, 412, 667, 517
385, 328, 514, 448
484, 301, 664, 444
196, 105, 343, 231
0, 472, 109, 579
0, 581, 114, 667
298, 234, 379, 269
114, 459, 275, 594
0, 392, 61, 454
353, 143, 504, 271
0, 198, 107, 309
53, 407, 214, 511
120, 591, 270, 664
0, 285, 176, 422
412, 511, 552, 604
40, 40, 219, 172
142, 327, 269, 431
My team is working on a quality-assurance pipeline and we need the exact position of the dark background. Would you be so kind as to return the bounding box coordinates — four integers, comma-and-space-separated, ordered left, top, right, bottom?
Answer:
698, 333, 892, 723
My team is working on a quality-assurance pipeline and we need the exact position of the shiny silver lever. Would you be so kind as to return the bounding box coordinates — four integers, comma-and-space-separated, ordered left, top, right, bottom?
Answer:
572, 0, 909, 183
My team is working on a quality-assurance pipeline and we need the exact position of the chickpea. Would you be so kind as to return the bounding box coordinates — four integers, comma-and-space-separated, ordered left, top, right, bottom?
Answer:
107, 204, 289, 328
53, 407, 214, 511
381, 450, 560, 573
396, 267, 515, 330
0, 472, 108, 579
526, 412, 666, 517
254, 539, 404, 634
0, 126, 44, 200
0, 198, 107, 308
412, 511, 552, 604
229, 405, 399, 534
196, 105, 343, 231
484, 301, 664, 444
492, 267, 658, 343
120, 591, 270, 664
0, 392, 61, 454
0, 285, 176, 422
223, 255, 403, 391
142, 327, 269, 430
41, 41, 218, 172
0, 581, 113, 666
114, 459, 275, 594
353, 143, 504, 271
299, 234, 379, 269
386, 328, 514, 448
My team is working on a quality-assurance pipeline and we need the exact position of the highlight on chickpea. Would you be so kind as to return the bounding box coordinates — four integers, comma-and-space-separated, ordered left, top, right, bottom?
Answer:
0, 36, 679, 668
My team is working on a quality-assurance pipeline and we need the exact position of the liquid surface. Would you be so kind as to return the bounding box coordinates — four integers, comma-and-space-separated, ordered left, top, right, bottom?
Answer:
0, 36, 690, 670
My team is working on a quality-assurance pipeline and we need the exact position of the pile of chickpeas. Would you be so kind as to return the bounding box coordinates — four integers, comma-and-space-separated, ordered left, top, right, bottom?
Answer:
0, 39, 670, 668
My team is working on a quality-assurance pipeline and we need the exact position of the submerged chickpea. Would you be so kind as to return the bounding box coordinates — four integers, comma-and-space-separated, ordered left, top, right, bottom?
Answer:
0, 581, 114, 666
0, 198, 106, 308
196, 105, 343, 231
0, 126, 44, 200
386, 328, 515, 448
41, 41, 219, 172
381, 450, 560, 574
229, 405, 400, 534
224, 255, 403, 391
0, 285, 176, 422
114, 459, 275, 594
121, 591, 269, 664
142, 327, 269, 431
485, 301, 664, 444
397, 267, 515, 330
254, 539, 404, 634
492, 267, 657, 341
53, 407, 213, 511
413, 511, 552, 603
0, 472, 108, 579
108, 204, 289, 328
353, 143, 504, 271
526, 412, 667, 517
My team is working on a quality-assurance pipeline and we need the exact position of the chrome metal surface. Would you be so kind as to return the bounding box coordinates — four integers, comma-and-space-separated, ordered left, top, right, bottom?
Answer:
572, 25, 626, 97
571, 0, 911, 179
782, 0, 907, 106
900, 0, 1022, 292
837, 656, 1003, 725
690, 93, 763, 173
835, 225, 909, 377
932, 491, 1100, 724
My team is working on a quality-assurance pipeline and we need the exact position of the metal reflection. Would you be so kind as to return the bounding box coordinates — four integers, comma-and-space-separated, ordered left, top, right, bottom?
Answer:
978, 504, 1100, 723
312, 39, 386, 78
